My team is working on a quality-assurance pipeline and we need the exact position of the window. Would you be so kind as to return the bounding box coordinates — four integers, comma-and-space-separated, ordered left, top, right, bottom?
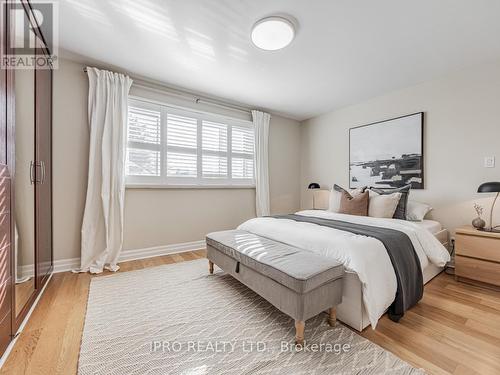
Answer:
126, 99, 255, 187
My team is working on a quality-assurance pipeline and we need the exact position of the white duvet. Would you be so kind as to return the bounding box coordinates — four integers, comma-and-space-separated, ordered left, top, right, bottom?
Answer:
238, 210, 450, 328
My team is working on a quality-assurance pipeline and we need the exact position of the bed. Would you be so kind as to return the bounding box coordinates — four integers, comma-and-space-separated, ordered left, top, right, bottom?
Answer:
238, 210, 450, 331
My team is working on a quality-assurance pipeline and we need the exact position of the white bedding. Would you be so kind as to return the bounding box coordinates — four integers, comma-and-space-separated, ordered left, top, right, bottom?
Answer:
410, 219, 442, 234
238, 210, 450, 328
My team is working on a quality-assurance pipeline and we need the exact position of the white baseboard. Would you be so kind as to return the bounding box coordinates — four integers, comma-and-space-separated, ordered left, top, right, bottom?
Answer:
50, 240, 206, 274
53, 257, 81, 274
119, 240, 205, 263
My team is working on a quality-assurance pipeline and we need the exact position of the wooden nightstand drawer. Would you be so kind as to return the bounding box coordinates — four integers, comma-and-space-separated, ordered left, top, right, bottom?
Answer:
455, 255, 500, 287
455, 233, 500, 262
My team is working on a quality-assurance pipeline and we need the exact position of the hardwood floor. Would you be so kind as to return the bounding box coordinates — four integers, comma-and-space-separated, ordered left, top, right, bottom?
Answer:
2, 251, 500, 375
361, 275, 500, 375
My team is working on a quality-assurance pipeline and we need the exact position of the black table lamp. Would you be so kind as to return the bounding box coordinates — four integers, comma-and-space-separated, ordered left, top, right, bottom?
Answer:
477, 182, 500, 233
308, 183, 320, 209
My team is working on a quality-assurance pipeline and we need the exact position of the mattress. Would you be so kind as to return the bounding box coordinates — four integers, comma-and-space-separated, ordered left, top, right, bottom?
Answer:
412, 219, 442, 234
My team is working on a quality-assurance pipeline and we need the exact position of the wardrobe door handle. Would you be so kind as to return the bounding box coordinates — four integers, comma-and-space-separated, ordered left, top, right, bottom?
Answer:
41, 161, 46, 184
30, 161, 35, 184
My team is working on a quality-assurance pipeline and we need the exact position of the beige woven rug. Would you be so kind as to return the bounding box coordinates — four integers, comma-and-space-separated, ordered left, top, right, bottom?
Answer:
79, 259, 424, 374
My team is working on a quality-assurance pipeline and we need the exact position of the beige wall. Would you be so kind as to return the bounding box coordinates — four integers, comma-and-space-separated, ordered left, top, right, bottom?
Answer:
53, 58, 301, 261
300, 61, 500, 234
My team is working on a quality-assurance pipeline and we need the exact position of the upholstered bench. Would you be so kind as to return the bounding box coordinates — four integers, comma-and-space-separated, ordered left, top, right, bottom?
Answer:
206, 230, 344, 345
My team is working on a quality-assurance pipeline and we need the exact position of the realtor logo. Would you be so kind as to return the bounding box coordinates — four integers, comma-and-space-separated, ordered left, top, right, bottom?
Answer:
1, 0, 58, 69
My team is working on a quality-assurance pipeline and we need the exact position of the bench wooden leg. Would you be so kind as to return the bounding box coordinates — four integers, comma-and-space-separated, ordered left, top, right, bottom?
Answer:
328, 307, 337, 327
295, 320, 305, 346
208, 260, 214, 274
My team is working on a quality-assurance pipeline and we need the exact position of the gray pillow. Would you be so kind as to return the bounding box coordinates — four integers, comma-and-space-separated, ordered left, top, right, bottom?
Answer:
333, 184, 367, 194
369, 185, 411, 220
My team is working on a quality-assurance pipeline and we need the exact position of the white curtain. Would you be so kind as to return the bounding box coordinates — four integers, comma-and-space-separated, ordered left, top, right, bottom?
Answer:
79, 67, 133, 274
252, 110, 271, 217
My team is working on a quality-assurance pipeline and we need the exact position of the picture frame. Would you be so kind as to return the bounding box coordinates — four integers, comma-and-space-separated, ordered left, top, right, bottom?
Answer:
349, 112, 424, 189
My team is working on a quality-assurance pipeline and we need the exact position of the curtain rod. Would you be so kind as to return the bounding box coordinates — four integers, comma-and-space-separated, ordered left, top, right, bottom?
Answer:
83, 67, 252, 115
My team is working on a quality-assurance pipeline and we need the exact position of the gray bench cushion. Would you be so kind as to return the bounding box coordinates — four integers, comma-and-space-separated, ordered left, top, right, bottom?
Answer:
206, 230, 343, 294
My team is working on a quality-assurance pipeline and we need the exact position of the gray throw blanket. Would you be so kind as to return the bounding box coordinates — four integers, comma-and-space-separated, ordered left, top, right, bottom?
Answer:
271, 214, 423, 322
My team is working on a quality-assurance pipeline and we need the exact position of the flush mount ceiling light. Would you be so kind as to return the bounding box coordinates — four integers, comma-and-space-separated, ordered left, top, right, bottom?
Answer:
251, 16, 296, 51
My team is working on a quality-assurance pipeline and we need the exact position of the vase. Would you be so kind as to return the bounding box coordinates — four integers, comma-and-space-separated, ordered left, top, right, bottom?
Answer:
472, 217, 486, 229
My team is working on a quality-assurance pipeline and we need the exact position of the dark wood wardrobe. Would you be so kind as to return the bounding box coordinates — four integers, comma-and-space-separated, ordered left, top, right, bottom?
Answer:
0, 0, 53, 356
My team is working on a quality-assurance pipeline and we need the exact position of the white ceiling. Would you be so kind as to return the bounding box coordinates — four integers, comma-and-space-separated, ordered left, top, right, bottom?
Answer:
58, 0, 500, 121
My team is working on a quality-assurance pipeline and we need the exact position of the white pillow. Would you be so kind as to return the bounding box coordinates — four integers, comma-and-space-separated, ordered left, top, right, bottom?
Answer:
328, 185, 366, 212
368, 190, 402, 218
406, 200, 433, 221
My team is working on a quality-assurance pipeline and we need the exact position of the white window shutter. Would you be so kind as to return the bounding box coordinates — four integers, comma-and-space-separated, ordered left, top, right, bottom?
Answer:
126, 99, 255, 186
128, 106, 161, 144
166, 113, 198, 177
202, 121, 228, 178
232, 157, 254, 179
202, 121, 227, 152
231, 125, 255, 180
232, 125, 254, 155
126, 105, 161, 176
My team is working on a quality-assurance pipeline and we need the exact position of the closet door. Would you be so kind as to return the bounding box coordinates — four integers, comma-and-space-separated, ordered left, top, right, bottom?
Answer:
0, 0, 13, 354
34, 40, 53, 284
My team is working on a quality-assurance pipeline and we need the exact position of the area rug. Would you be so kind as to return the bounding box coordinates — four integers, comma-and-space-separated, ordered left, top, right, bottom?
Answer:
79, 259, 424, 374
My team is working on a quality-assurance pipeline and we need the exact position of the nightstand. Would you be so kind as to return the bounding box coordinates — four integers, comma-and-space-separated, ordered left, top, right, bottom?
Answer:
455, 225, 500, 290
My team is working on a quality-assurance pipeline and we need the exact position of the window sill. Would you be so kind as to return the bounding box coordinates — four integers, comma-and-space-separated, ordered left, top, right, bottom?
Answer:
125, 183, 256, 190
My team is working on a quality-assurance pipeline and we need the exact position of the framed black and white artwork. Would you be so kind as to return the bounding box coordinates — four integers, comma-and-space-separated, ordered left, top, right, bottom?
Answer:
349, 112, 424, 189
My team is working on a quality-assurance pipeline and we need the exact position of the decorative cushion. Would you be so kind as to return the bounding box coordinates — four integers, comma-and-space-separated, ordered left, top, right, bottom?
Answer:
338, 190, 369, 216
368, 190, 402, 218
328, 184, 367, 212
370, 185, 411, 220
406, 200, 433, 221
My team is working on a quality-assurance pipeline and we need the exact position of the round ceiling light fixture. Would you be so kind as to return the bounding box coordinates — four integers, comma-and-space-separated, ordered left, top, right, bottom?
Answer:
251, 16, 296, 51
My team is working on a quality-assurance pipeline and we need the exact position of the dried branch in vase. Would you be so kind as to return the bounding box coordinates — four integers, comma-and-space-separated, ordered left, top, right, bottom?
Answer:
474, 203, 484, 218
472, 203, 486, 229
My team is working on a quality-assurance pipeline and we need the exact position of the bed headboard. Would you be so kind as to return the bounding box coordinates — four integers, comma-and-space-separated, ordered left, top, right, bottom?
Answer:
313, 190, 330, 210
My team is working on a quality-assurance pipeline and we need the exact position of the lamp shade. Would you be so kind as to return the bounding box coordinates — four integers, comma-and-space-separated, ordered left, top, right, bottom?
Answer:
477, 182, 500, 193
308, 183, 320, 189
